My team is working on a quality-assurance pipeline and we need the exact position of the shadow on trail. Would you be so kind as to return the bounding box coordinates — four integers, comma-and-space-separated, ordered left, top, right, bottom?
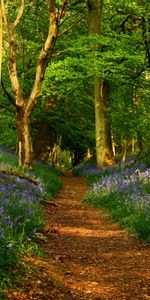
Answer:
43, 175, 150, 300
5, 174, 150, 300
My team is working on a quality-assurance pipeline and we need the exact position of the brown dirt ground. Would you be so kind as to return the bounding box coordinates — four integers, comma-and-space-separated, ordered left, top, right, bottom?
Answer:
5, 172, 150, 300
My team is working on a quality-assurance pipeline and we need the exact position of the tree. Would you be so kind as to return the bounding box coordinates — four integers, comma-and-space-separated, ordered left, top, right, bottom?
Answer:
87, 0, 114, 168
41, 54, 95, 165
1, 0, 149, 168
1, 0, 67, 169
0, 1, 2, 81
104, 0, 150, 158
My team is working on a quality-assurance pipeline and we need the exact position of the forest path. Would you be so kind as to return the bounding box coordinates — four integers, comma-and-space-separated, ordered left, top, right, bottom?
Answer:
6, 173, 150, 300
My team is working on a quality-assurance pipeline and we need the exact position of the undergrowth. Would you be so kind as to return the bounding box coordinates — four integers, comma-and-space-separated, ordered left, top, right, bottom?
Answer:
0, 147, 62, 298
83, 160, 150, 243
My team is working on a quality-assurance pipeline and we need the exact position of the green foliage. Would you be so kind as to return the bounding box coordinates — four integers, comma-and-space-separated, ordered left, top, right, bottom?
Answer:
0, 112, 16, 148
137, 149, 150, 167
42, 56, 95, 156
55, 150, 72, 169
33, 163, 62, 199
0, 147, 62, 198
84, 188, 150, 241
1, 0, 150, 163
84, 164, 150, 242
0, 147, 62, 296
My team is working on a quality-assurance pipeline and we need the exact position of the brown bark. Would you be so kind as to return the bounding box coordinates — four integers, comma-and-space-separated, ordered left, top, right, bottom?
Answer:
34, 119, 56, 162
88, 0, 103, 35
94, 79, 115, 168
16, 105, 25, 165
16, 105, 33, 168
2, 0, 67, 169
87, 0, 115, 169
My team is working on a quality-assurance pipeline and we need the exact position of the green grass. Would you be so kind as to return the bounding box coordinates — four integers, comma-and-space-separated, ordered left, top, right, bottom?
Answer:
83, 161, 150, 243
0, 147, 62, 298
84, 188, 150, 242
0, 150, 62, 199
33, 162, 62, 199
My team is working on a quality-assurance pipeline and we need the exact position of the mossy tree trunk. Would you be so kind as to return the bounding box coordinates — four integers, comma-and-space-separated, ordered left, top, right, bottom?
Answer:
87, 0, 115, 169
94, 79, 115, 168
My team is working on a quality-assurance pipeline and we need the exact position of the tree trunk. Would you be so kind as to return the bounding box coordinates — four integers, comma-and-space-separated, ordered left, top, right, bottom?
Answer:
23, 113, 33, 169
87, 0, 115, 168
71, 148, 82, 166
121, 138, 127, 164
16, 106, 33, 169
0, 1, 2, 81
34, 119, 55, 163
131, 138, 136, 153
2, 0, 67, 169
86, 147, 92, 160
95, 79, 115, 168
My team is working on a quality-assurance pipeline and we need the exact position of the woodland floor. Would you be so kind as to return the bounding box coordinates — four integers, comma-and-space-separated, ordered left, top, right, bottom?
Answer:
5, 172, 150, 300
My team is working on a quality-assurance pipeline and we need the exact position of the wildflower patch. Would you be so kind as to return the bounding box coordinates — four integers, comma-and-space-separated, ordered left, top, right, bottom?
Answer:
84, 163, 150, 242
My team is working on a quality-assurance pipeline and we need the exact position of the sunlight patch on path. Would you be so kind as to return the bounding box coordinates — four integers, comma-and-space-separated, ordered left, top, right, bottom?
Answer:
57, 225, 125, 238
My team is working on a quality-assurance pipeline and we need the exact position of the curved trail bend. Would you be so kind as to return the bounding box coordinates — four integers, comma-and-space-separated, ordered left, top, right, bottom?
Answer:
6, 174, 150, 300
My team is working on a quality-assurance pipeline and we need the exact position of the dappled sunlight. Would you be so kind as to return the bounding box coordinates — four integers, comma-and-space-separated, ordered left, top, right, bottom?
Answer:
59, 251, 150, 298
43, 174, 150, 299
6, 173, 150, 299
22, 255, 118, 300
64, 207, 108, 218
65, 278, 117, 299
135, 271, 150, 280
57, 224, 125, 238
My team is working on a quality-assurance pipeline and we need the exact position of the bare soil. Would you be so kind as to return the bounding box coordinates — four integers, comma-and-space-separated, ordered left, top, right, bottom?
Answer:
5, 173, 150, 300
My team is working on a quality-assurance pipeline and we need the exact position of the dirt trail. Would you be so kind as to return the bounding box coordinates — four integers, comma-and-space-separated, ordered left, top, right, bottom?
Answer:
6, 174, 150, 300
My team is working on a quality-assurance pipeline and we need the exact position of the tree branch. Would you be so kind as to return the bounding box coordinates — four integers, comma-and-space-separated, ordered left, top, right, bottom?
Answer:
119, 14, 142, 33
1, 0, 24, 106
1, 0, 10, 36
1, 76, 17, 107
58, 5, 85, 30
120, 14, 132, 33
52, 48, 68, 57
58, 15, 84, 37
58, 0, 68, 22
13, 0, 25, 29
71, 0, 83, 5
27, 3, 60, 114
0, 103, 15, 113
